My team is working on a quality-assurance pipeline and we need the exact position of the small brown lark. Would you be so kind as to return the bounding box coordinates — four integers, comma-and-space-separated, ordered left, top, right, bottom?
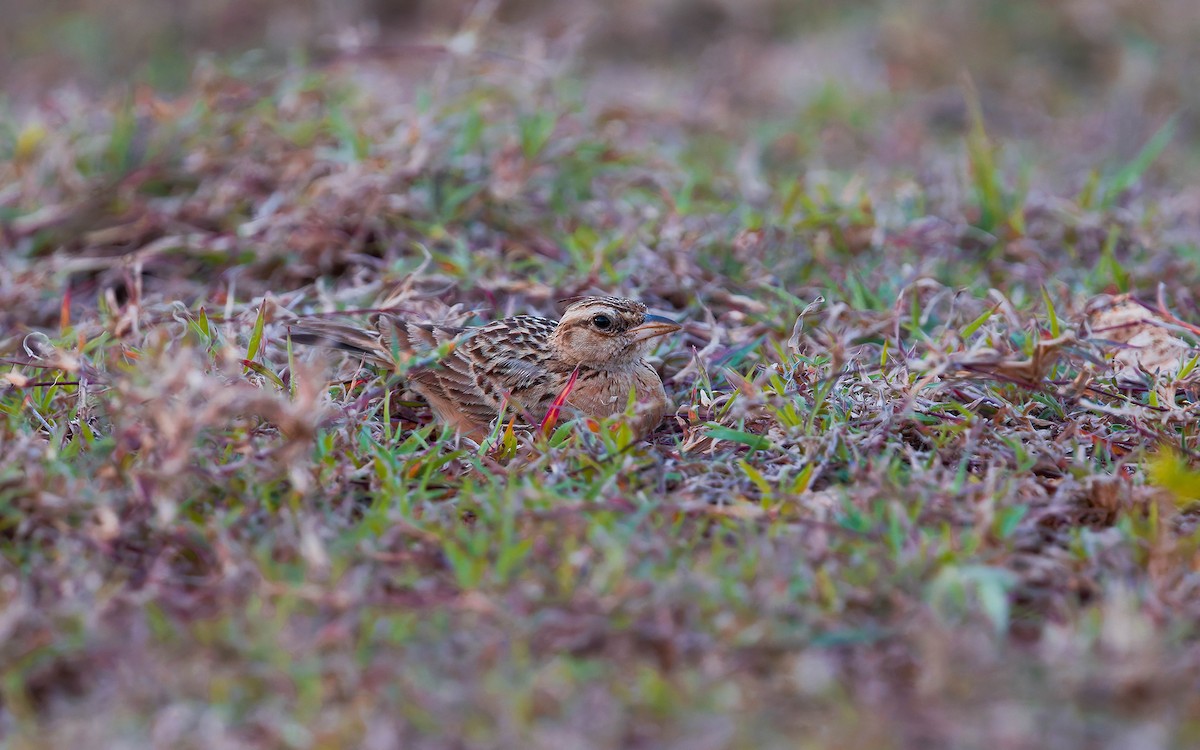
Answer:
290, 296, 682, 441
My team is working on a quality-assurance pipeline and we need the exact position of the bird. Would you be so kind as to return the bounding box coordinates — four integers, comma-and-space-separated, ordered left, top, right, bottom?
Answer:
289, 296, 682, 442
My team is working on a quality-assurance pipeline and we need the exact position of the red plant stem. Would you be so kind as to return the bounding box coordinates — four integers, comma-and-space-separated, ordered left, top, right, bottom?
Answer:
539, 365, 580, 436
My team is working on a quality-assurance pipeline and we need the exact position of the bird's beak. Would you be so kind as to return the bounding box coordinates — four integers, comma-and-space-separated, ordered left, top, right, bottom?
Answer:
629, 314, 683, 344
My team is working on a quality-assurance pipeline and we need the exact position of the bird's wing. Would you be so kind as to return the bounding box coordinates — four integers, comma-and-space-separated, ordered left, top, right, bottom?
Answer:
367, 318, 503, 429
372, 315, 466, 360
461, 317, 561, 419
293, 312, 566, 435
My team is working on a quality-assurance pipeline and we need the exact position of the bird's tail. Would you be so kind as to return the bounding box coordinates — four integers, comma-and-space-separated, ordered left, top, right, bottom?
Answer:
288, 319, 391, 367
291, 315, 470, 371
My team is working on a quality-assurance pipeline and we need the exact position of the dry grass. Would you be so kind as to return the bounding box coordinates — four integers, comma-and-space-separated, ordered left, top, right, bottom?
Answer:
3, 1, 1200, 748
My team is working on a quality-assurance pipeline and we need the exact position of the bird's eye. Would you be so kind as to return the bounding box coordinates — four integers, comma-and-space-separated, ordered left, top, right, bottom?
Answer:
592, 314, 613, 331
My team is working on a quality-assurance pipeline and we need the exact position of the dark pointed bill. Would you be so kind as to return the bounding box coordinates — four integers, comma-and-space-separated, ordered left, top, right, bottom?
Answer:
629, 314, 683, 343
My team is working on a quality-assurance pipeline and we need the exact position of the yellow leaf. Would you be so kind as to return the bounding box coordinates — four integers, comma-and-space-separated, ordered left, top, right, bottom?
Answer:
705, 498, 768, 519
1147, 448, 1200, 507
15, 122, 47, 162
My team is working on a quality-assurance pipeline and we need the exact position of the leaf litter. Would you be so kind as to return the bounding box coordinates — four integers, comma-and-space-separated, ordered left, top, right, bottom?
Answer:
4, 2, 1200, 747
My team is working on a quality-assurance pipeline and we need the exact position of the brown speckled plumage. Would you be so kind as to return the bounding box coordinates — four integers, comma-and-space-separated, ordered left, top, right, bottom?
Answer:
290, 296, 681, 441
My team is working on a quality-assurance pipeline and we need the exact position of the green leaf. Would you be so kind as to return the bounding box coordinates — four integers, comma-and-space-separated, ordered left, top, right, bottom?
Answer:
518, 111, 557, 160
242, 359, 285, 389
974, 569, 1014, 634
246, 298, 268, 364
1178, 352, 1200, 380
739, 460, 772, 497
960, 304, 997, 340
791, 463, 815, 494
438, 182, 482, 222
927, 564, 1016, 634
706, 423, 775, 451
1099, 225, 1129, 292
197, 306, 211, 339
1102, 116, 1176, 207
104, 97, 139, 173
995, 505, 1027, 539
1041, 288, 1060, 338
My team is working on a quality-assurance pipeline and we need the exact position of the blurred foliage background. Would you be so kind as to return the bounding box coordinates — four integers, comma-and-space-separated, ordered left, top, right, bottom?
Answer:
4, 0, 1199, 191
4, 0, 1198, 127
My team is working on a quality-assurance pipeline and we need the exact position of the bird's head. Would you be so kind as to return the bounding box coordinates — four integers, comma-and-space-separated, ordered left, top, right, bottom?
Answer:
550, 296, 681, 368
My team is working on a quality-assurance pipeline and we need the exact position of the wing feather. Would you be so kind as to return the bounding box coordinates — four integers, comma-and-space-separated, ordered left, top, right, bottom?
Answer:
293, 311, 565, 436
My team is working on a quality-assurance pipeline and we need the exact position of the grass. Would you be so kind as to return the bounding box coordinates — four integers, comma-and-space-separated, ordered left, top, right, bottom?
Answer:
4, 1, 1200, 747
